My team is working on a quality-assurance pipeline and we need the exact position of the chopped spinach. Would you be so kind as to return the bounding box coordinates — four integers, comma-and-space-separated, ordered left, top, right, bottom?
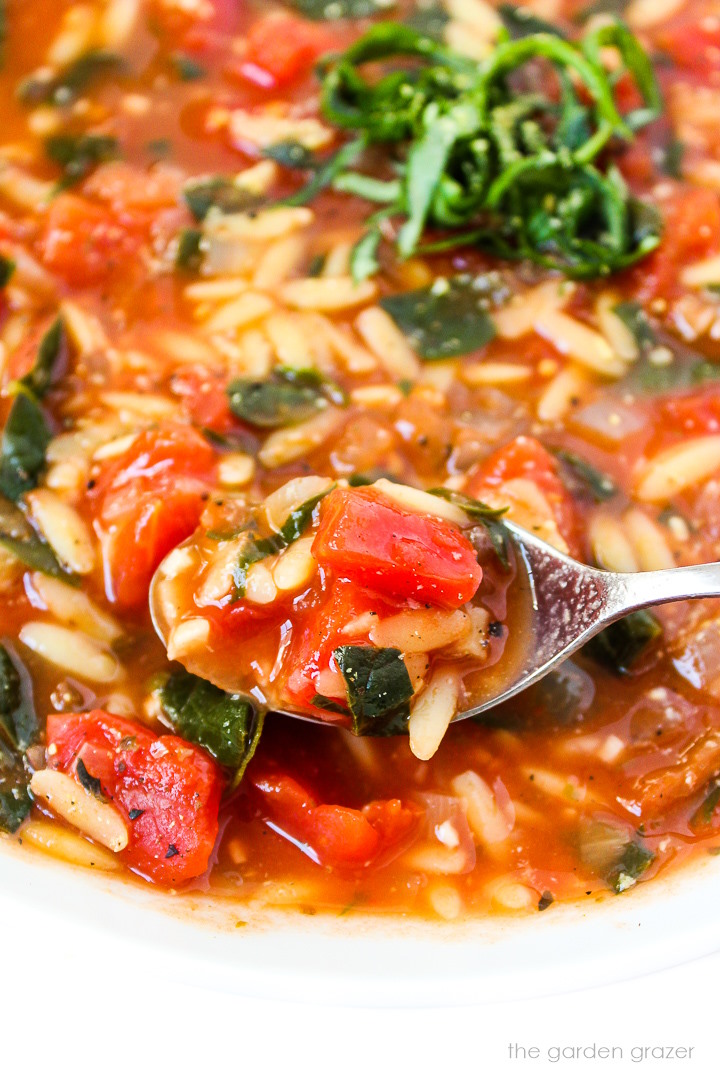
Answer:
170, 52, 206, 80
0, 495, 76, 581
45, 134, 118, 188
692, 781, 720, 828
0, 644, 37, 834
607, 838, 655, 893
0, 394, 51, 503
310, 694, 352, 717
333, 645, 413, 736
18, 51, 121, 106
613, 300, 656, 354
659, 137, 684, 180
380, 276, 496, 360
264, 141, 317, 171
553, 449, 617, 502
175, 228, 204, 272
584, 609, 662, 674
76, 758, 103, 799
160, 669, 264, 784
183, 176, 266, 221
289, 0, 395, 19
15, 316, 68, 402
232, 487, 332, 595
227, 371, 330, 428
428, 486, 510, 569
0, 254, 14, 288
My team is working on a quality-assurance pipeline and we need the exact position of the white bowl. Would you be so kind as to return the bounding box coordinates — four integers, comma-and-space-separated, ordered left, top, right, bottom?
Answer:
3, 836, 720, 1005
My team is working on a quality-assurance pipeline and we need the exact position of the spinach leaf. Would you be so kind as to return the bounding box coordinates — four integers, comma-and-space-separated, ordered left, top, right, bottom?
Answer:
607, 838, 655, 893
45, 134, 118, 188
659, 137, 684, 180
0, 644, 37, 834
160, 669, 263, 783
310, 694, 352, 717
0, 394, 51, 503
584, 609, 662, 674
692, 781, 720, 828
0, 254, 14, 288
499, 4, 566, 38
553, 449, 617, 502
264, 141, 318, 171
15, 316, 68, 402
227, 371, 330, 428
380, 276, 496, 360
289, 0, 395, 19
170, 52, 206, 81
175, 228, 204, 272
183, 176, 266, 221
428, 486, 510, 569
76, 758, 104, 799
18, 51, 121, 106
0, 495, 76, 581
232, 487, 332, 595
613, 300, 656, 354
333, 645, 413, 736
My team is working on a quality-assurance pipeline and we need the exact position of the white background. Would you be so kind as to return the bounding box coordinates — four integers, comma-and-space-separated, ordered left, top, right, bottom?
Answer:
1, 899, 716, 1080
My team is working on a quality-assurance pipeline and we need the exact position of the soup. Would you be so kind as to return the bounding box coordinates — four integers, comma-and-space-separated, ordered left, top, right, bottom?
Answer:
2, 0, 720, 920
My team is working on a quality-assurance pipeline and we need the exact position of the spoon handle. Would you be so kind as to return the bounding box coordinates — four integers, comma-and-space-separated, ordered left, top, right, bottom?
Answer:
611, 561, 720, 615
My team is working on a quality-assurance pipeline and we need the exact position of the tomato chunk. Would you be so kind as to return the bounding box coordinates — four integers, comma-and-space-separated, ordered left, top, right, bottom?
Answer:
467, 435, 580, 556
311, 487, 482, 609
249, 769, 416, 868
656, 19, 720, 76
92, 425, 216, 610
629, 188, 720, 302
241, 15, 332, 89
38, 194, 143, 287
46, 711, 223, 885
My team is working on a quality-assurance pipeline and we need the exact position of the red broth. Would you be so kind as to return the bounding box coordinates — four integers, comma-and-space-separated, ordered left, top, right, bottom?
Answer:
2, 0, 720, 919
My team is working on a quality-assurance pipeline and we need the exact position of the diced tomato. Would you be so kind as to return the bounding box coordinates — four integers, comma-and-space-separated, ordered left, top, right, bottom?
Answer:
46, 711, 223, 885
38, 194, 144, 287
240, 14, 332, 89
656, 19, 720, 77
662, 388, 720, 435
249, 769, 416, 868
629, 187, 720, 302
171, 367, 237, 434
312, 487, 483, 609
284, 576, 388, 710
467, 435, 580, 555
92, 425, 216, 610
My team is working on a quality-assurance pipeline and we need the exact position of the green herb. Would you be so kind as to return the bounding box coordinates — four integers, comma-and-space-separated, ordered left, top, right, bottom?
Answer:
76, 758, 104, 799
692, 782, 720, 828
146, 137, 172, 160
499, 4, 566, 39
0, 254, 14, 288
348, 469, 399, 486
160, 670, 264, 784
227, 370, 332, 428
232, 487, 332, 595
0, 495, 77, 582
18, 51, 121, 106
183, 176, 266, 221
175, 228, 204, 272
380, 276, 496, 360
290, 0, 395, 19
279, 136, 367, 209
584, 609, 662, 674
319, 20, 662, 277
428, 486, 510, 569
607, 838, 654, 893
310, 694, 352, 716
659, 137, 684, 179
170, 52, 206, 80
264, 141, 318, 171
333, 645, 413, 736
15, 317, 67, 402
0, 645, 37, 835
553, 449, 617, 502
45, 134, 118, 188
613, 299, 656, 353
0, 394, 51, 503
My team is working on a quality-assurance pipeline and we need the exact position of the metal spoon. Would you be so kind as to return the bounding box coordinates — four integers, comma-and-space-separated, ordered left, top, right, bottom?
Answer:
150, 520, 720, 724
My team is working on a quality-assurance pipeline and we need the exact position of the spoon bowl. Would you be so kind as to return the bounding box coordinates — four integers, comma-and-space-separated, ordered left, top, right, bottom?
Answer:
150, 520, 720, 726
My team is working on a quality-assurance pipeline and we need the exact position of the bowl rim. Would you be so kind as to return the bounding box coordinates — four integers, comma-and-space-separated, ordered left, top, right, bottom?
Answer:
3, 834, 720, 1006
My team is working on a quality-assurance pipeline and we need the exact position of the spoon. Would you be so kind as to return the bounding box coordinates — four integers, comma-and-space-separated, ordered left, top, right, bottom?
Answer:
149, 520, 720, 725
